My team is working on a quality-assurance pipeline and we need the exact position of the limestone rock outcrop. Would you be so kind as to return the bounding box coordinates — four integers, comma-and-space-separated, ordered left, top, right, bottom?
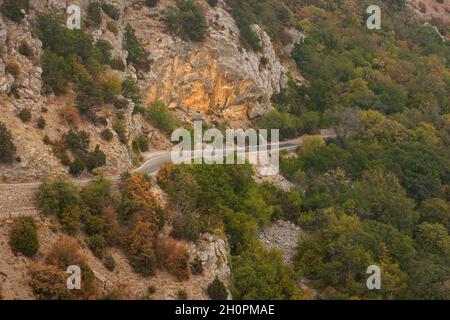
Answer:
137, 3, 287, 127
0, 0, 295, 181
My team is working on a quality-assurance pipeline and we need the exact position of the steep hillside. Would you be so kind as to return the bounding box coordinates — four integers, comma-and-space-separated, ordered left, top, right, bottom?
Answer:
0, 0, 449, 302
0, 0, 299, 181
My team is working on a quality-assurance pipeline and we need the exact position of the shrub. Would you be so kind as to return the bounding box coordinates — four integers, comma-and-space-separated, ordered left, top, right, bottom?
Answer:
69, 158, 86, 177
46, 236, 84, 269
110, 57, 125, 70
164, 0, 208, 42
103, 254, 116, 271
191, 256, 204, 275
18, 108, 32, 123
155, 238, 190, 280
83, 213, 104, 235
106, 21, 119, 35
87, 2, 102, 27
64, 130, 90, 153
37, 116, 46, 129
81, 178, 114, 215
36, 10, 111, 98
234, 11, 261, 51
113, 121, 128, 143
227, 0, 292, 50
123, 24, 148, 70
207, 277, 228, 300
101, 128, 114, 142
88, 234, 107, 257
0, 0, 29, 22
28, 264, 72, 300
36, 179, 82, 218
171, 213, 201, 242
129, 245, 157, 276
0, 122, 17, 164
256, 109, 297, 140
86, 145, 107, 171
260, 56, 269, 67
101, 2, 120, 20
207, 0, 218, 7
5, 62, 19, 77
19, 40, 34, 58
231, 247, 296, 299
43, 135, 51, 145
146, 0, 159, 8
126, 212, 158, 275
102, 206, 121, 246
132, 134, 149, 152
41, 52, 70, 94
145, 100, 178, 133
177, 289, 188, 300
74, 262, 99, 299
75, 77, 104, 120
120, 174, 158, 219
9, 216, 39, 257
147, 285, 156, 295
122, 76, 143, 111
102, 76, 122, 103
95, 39, 113, 65
59, 206, 82, 235
30, 260, 98, 300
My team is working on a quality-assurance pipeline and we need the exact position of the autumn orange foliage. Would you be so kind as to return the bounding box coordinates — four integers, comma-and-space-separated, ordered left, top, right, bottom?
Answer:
155, 237, 190, 281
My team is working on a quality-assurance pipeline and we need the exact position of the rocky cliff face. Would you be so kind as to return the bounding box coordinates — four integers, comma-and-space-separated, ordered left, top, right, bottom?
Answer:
138, 2, 287, 126
0, 0, 295, 181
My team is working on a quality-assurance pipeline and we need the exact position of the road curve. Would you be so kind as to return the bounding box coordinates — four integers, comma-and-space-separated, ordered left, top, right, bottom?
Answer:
0, 132, 336, 186
0, 132, 335, 218
135, 138, 303, 174
135, 131, 336, 175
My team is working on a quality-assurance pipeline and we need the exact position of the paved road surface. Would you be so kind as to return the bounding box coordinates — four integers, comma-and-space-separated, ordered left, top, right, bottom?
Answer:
1, 131, 336, 187
134, 134, 331, 174
0, 132, 335, 218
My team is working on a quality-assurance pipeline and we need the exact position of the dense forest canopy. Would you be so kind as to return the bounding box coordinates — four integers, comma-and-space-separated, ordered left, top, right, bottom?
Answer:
255, 0, 449, 299
1, 0, 449, 300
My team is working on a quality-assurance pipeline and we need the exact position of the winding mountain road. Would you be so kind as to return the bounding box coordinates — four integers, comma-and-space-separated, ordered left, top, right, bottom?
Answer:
0, 131, 335, 218
136, 131, 335, 174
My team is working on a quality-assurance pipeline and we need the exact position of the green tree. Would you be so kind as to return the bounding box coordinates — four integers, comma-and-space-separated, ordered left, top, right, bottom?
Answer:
41, 51, 71, 94
231, 246, 296, 300
0, 0, 29, 22
132, 134, 149, 153
122, 76, 144, 112
171, 213, 201, 242
355, 170, 418, 234
145, 0, 159, 7
81, 178, 114, 214
419, 198, 450, 229
256, 109, 297, 140
207, 277, 228, 300
36, 180, 82, 216
87, 2, 102, 27
224, 211, 258, 255
9, 216, 39, 257
145, 100, 178, 133
0, 122, 16, 164
123, 24, 148, 69
86, 145, 107, 171
416, 223, 450, 257
164, 0, 208, 42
